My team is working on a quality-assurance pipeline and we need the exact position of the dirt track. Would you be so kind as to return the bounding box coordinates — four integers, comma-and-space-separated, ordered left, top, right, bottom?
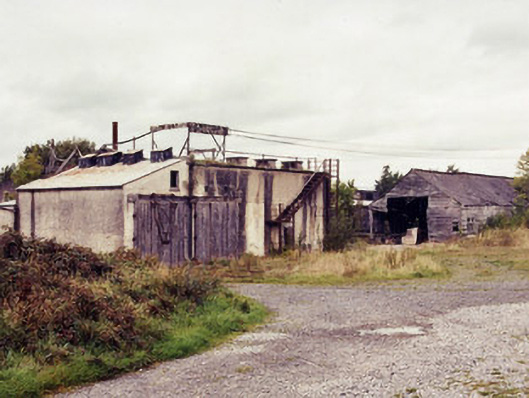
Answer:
57, 280, 529, 397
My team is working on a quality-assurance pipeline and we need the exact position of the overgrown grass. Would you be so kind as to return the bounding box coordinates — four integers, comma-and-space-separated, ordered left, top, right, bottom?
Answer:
0, 231, 267, 397
215, 244, 449, 285
215, 228, 529, 285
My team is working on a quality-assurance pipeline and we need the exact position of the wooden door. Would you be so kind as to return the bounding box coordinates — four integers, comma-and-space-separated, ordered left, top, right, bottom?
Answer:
133, 195, 190, 265
195, 200, 240, 262
133, 195, 240, 264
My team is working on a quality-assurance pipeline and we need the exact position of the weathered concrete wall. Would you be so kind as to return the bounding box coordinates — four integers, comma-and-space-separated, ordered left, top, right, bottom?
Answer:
0, 208, 15, 231
124, 160, 189, 196
18, 189, 124, 252
461, 205, 512, 234
192, 164, 326, 256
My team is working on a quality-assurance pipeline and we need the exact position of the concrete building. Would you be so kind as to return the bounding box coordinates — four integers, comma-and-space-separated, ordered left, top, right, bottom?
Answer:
17, 149, 330, 263
369, 169, 515, 243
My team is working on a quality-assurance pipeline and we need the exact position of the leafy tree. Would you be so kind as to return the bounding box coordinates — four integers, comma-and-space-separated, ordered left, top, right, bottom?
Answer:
0, 164, 15, 183
375, 165, 403, 196
7, 137, 97, 187
23, 138, 96, 175
513, 149, 529, 211
324, 180, 362, 251
446, 164, 460, 173
11, 150, 44, 187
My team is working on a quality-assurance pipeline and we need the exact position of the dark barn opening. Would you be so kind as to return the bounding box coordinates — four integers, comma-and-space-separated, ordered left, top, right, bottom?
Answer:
387, 196, 428, 244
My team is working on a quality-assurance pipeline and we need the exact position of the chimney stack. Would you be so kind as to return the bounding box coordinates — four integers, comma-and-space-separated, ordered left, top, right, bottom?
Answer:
112, 122, 118, 151
255, 158, 277, 169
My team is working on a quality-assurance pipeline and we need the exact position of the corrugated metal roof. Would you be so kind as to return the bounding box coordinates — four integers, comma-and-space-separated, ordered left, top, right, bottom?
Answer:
17, 158, 182, 191
414, 169, 514, 206
370, 169, 515, 211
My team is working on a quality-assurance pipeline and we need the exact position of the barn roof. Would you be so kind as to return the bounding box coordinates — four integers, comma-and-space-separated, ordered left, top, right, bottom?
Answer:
370, 169, 515, 211
17, 158, 183, 191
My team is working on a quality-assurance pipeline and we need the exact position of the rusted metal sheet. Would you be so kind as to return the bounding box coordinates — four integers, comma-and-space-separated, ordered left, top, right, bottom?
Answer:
187, 122, 228, 136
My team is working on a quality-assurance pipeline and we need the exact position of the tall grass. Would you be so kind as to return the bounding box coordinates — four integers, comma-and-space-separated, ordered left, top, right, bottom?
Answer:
456, 228, 529, 248
217, 245, 448, 285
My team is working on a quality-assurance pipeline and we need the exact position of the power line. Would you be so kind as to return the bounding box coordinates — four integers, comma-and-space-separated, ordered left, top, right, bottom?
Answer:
225, 150, 311, 160
230, 128, 343, 144
230, 127, 511, 154
108, 123, 517, 160
229, 131, 466, 158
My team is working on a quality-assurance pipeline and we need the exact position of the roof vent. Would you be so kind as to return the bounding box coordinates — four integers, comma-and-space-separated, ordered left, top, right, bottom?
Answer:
96, 151, 122, 167
79, 154, 97, 168
255, 158, 277, 169
151, 147, 173, 163
226, 156, 249, 166
122, 149, 144, 165
281, 160, 303, 171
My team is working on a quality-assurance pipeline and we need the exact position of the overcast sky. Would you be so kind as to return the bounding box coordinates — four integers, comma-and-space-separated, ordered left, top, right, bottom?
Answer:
1, 0, 528, 187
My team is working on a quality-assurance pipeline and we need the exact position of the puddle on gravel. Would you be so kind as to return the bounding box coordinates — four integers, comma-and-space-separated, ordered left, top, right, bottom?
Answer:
358, 326, 425, 336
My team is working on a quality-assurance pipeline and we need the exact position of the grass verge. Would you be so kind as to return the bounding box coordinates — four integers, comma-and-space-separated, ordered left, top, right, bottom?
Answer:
0, 291, 267, 398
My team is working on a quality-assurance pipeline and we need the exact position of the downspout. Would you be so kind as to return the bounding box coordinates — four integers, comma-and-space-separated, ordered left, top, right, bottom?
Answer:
369, 208, 373, 239
14, 191, 20, 232
30, 190, 35, 238
187, 160, 195, 260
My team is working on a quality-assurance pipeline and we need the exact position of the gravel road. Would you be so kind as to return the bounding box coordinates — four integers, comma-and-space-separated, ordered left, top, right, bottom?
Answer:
57, 280, 529, 397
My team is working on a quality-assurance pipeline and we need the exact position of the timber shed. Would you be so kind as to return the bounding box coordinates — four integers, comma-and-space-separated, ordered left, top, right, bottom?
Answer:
369, 169, 515, 243
17, 149, 329, 264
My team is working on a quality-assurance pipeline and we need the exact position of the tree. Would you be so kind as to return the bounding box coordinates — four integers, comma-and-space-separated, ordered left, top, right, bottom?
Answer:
0, 164, 15, 183
23, 138, 96, 175
446, 164, 460, 173
513, 149, 529, 210
324, 179, 362, 251
375, 165, 403, 196
11, 150, 44, 187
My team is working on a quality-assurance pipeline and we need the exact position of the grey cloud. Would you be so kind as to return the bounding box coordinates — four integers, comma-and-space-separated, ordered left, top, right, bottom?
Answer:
468, 24, 529, 54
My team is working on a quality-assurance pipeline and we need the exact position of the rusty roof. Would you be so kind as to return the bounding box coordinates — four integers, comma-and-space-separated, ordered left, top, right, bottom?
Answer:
17, 158, 182, 191
370, 169, 515, 211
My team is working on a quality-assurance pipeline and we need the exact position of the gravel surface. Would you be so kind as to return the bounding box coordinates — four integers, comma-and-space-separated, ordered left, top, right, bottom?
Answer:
57, 280, 529, 397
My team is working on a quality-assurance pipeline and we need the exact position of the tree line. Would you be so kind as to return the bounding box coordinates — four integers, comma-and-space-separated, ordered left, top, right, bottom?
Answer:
1, 138, 96, 193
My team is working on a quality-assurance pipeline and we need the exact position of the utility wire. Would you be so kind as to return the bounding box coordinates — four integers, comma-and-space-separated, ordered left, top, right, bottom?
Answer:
229, 131, 482, 159
230, 127, 509, 153
225, 150, 311, 160
107, 124, 517, 160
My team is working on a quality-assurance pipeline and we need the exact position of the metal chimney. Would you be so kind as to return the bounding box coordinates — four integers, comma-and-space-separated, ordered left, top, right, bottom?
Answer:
112, 122, 118, 151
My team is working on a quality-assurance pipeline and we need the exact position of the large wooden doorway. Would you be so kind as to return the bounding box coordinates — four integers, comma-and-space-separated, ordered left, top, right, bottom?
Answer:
132, 195, 241, 264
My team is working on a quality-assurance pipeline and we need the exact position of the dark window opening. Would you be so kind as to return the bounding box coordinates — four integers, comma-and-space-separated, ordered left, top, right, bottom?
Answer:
170, 171, 179, 189
452, 221, 459, 232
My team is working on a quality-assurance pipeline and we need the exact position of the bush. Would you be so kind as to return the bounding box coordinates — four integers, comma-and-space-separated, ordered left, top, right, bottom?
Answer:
0, 231, 219, 366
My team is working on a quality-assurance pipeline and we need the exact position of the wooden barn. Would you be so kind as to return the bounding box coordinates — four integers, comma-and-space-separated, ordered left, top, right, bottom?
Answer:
369, 169, 516, 243
16, 148, 330, 264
